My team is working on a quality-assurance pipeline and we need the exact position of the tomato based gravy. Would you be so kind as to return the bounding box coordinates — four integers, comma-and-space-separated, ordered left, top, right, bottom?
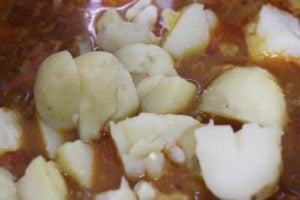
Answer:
0, 0, 300, 199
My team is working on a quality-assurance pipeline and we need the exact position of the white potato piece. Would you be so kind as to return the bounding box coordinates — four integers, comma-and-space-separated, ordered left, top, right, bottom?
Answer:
34, 51, 80, 129
94, 177, 137, 200
195, 122, 282, 200
126, 0, 151, 20
115, 43, 177, 78
245, 5, 300, 64
56, 140, 94, 188
139, 76, 197, 114
17, 156, 67, 200
96, 9, 122, 33
137, 75, 163, 98
162, 4, 218, 59
199, 67, 287, 127
133, 5, 158, 30
162, 8, 181, 31
110, 113, 199, 179
0, 168, 17, 200
0, 108, 22, 155
97, 21, 158, 52
75, 51, 138, 141
134, 181, 156, 200
37, 117, 64, 159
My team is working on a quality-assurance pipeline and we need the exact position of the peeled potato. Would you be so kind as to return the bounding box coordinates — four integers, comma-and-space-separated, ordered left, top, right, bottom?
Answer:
245, 5, 300, 64
126, 0, 151, 20
162, 8, 181, 31
0, 168, 17, 200
56, 140, 94, 188
133, 5, 158, 30
75, 51, 138, 141
139, 76, 197, 114
162, 3, 217, 59
115, 43, 177, 79
37, 117, 64, 159
17, 156, 67, 200
34, 51, 80, 129
95, 177, 137, 200
195, 122, 282, 200
97, 21, 158, 52
134, 181, 157, 200
0, 108, 22, 155
199, 67, 287, 127
96, 9, 122, 33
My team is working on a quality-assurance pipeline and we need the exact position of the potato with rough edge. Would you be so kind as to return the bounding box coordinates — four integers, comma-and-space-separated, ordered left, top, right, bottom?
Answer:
199, 67, 287, 127
195, 122, 282, 200
0, 168, 17, 200
34, 50, 80, 129
133, 5, 158, 30
139, 76, 197, 114
96, 9, 122, 33
0, 108, 22, 155
56, 140, 94, 188
17, 156, 67, 200
125, 0, 151, 21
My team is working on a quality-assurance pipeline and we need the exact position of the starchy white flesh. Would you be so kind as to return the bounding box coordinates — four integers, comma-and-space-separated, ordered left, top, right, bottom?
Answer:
0, 108, 22, 155
56, 140, 94, 188
17, 156, 67, 200
75, 51, 138, 141
195, 122, 282, 200
162, 3, 217, 59
134, 181, 156, 200
37, 117, 64, 159
94, 177, 137, 200
162, 8, 181, 31
245, 5, 300, 63
199, 67, 287, 127
97, 21, 158, 52
110, 113, 199, 179
34, 51, 80, 129
133, 5, 158, 30
126, 0, 151, 20
115, 43, 177, 78
137, 75, 163, 98
96, 9, 122, 33
0, 168, 17, 200
139, 76, 197, 114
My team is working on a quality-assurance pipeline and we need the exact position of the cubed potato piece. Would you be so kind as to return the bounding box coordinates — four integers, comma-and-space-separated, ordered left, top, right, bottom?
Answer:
134, 181, 157, 200
245, 5, 300, 64
125, 0, 151, 20
162, 4, 218, 59
110, 113, 199, 178
115, 43, 177, 79
195, 122, 282, 200
97, 21, 158, 52
75, 51, 138, 141
37, 117, 64, 159
34, 51, 80, 129
133, 5, 158, 30
162, 8, 181, 31
17, 156, 67, 200
199, 67, 287, 127
139, 76, 197, 114
0, 168, 17, 200
96, 9, 122, 33
56, 140, 94, 188
94, 177, 137, 200
0, 108, 22, 155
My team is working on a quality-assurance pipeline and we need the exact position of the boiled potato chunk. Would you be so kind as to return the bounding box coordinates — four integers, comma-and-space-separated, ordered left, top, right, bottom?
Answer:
162, 8, 181, 31
139, 76, 197, 114
37, 118, 64, 159
56, 140, 94, 188
195, 122, 282, 200
114, 43, 177, 78
134, 181, 157, 200
94, 177, 137, 200
199, 67, 287, 127
245, 5, 300, 64
96, 9, 122, 33
34, 51, 80, 129
0, 108, 22, 155
110, 113, 199, 178
75, 51, 138, 141
97, 21, 158, 52
125, 0, 151, 20
17, 156, 67, 200
0, 168, 17, 200
162, 3, 217, 59
133, 5, 158, 30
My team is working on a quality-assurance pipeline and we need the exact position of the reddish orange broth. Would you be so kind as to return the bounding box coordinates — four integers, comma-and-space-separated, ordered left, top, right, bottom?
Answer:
0, 0, 300, 199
